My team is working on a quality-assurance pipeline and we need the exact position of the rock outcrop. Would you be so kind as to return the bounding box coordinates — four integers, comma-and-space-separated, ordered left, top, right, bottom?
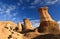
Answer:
0, 26, 11, 39
17, 22, 22, 32
23, 18, 34, 31
0, 21, 23, 39
0, 21, 17, 30
38, 7, 59, 34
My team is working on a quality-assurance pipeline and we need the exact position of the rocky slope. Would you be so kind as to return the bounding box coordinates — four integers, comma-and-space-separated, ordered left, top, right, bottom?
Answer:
0, 6, 60, 39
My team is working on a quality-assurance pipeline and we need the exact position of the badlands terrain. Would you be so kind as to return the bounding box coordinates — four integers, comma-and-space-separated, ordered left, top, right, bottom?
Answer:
0, 7, 60, 39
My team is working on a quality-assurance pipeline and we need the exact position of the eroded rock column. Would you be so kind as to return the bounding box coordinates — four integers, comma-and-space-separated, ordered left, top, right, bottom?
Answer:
23, 18, 34, 31
17, 22, 22, 32
38, 7, 59, 34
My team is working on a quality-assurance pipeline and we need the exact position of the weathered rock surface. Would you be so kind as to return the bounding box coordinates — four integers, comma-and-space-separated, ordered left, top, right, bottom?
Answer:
38, 7, 59, 34
0, 21, 23, 39
23, 18, 34, 31
17, 22, 22, 32
0, 21, 17, 30
38, 7, 54, 22
0, 26, 11, 39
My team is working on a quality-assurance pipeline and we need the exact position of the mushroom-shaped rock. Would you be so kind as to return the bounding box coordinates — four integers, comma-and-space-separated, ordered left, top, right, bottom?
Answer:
38, 7, 54, 22
23, 18, 34, 31
17, 22, 22, 32
38, 6, 59, 34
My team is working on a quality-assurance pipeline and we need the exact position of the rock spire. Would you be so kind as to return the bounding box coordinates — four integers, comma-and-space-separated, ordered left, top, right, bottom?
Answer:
23, 18, 34, 31
38, 6, 59, 33
17, 22, 22, 32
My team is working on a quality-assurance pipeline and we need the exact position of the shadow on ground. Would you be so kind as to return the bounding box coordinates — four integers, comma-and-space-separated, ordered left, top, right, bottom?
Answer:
33, 34, 60, 39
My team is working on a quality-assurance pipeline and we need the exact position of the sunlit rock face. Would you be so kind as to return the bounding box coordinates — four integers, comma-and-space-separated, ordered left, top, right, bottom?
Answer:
0, 27, 11, 39
23, 18, 34, 31
17, 22, 22, 32
0, 21, 17, 30
38, 7, 59, 33
38, 7, 54, 22
0, 21, 23, 39
38, 7, 59, 34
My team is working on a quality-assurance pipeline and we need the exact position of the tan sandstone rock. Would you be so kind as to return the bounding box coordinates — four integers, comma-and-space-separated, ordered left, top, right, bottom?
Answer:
38, 6, 59, 34
0, 21, 17, 30
0, 26, 11, 39
10, 32, 23, 39
17, 22, 22, 32
0, 21, 23, 39
23, 18, 34, 31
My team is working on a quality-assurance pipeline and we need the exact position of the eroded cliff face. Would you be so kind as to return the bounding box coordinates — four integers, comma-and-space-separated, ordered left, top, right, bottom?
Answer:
38, 7, 59, 34
0, 6, 60, 39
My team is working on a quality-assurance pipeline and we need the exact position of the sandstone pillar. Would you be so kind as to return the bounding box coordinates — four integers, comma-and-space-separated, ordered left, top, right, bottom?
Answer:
23, 18, 34, 31
38, 6, 59, 34
38, 7, 54, 22
17, 22, 22, 32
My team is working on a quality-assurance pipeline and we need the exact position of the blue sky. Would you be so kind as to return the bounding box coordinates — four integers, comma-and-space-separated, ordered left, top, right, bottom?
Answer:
0, 0, 60, 27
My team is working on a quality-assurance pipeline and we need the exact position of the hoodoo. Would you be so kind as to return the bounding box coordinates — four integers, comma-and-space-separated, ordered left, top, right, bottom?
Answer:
23, 18, 34, 31
38, 7, 59, 34
17, 22, 22, 32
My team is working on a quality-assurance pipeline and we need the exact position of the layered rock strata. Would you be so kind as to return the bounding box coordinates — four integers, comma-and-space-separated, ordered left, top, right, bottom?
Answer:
38, 7, 59, 34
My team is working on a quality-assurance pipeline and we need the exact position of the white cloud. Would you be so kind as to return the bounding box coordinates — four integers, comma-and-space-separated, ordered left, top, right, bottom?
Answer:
30, 20, 40, 28
19, 0, 23, 4
30, 0, 42, 6
57, 21, 60, 27
31, 0, 42, 5
5, 9, 11, 14
0, 8, 2, 11
17, 2, 21, 6
17, 0, 59, 9
5, 5, 17, 20
46, 0, 58, 4
0, 2, 18, 22
12, 18, 16, 20
17, 0, 24, 6
29, 6, 35, 8
13, 13, 17, 16
0, 3, 16, 15
9, 5, 16, 10
0, 8, 3, 14
31, 0, 58, 6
